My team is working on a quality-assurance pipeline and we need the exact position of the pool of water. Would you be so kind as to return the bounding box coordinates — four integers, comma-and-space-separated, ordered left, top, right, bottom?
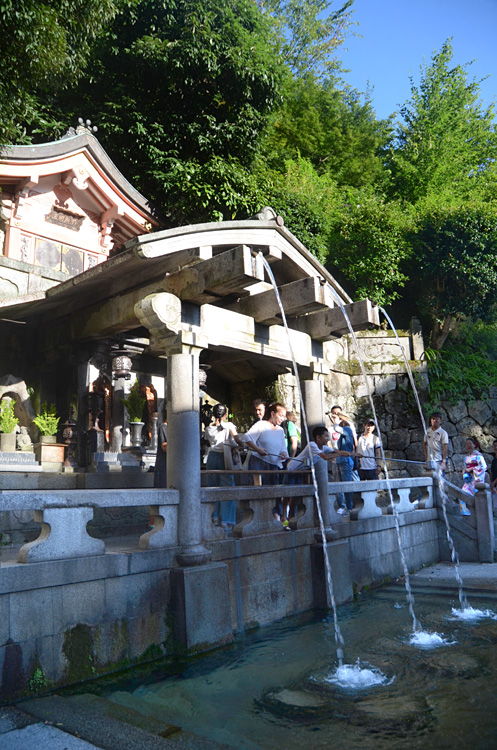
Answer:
102, 586, 497, 750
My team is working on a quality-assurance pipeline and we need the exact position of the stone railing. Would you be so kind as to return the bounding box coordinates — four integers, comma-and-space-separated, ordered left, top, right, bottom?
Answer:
438, 479, 495, 562
313, 457, 434, 523
201, 484, 316, 539
0, 472, 439, 565
0, 489, 179, 563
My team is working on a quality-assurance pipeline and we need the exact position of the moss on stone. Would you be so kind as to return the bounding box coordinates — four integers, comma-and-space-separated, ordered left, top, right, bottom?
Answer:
63, 623, 97, 682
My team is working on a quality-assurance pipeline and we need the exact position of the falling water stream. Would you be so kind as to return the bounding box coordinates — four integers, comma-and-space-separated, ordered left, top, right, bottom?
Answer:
323, 284, 421, 636
378, 307, 470, 614
260, 256, 346, 669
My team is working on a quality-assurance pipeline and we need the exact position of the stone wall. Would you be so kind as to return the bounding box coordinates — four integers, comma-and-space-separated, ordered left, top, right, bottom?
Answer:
275, 328, 496, 490
0, 508, 441, 700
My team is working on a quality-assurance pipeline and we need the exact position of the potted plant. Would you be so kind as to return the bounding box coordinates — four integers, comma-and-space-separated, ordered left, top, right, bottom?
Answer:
121, 380, 146, 447
0, 398, 19, 452
32, 403, 60, 443
33, 404, 64, 470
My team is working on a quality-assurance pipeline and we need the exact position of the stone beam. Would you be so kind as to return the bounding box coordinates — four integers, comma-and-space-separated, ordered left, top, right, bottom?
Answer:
200, 304, 314, 367
162, 245, 265, 304
226, 276, 335, 325
290, 299, 379, 341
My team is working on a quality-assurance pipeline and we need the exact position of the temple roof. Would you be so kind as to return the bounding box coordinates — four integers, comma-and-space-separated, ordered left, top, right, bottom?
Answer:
0, 130, 160, 224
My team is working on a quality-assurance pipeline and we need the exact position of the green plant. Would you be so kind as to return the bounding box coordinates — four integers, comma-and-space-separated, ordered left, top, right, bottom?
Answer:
0, 398, 19, 434
28, 666, 50, 693
32, 402, 60, 436
423, 346, 497, 406
121, 380, 146, 422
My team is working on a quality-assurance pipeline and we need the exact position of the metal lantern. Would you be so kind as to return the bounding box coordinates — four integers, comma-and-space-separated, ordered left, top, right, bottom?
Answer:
111, 351, 133, 380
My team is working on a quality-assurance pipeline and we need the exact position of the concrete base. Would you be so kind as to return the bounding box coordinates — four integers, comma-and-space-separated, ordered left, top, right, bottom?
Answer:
170, 562, 233, 652
0, 451, 42, 473
89, 452, 141, 473
311, 539, 353, 609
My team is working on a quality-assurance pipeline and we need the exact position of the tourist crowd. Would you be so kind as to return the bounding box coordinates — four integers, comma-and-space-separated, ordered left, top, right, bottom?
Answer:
155, 400, 496, 531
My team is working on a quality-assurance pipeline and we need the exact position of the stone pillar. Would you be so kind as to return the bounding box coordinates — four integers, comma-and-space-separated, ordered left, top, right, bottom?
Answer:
77, 360, 91, 466
301, 377, 325, 447
167, 344, 211, 566
474, 486, 495, 563
135, 292, 232, 653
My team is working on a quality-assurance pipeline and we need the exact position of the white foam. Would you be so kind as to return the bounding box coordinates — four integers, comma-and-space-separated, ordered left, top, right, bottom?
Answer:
321, 660, 394, 690
409, 631, 456, 649
450, 606, 497, 622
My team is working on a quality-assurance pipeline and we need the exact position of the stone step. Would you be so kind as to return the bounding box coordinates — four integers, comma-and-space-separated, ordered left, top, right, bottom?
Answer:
19, 694, 231, 749
68, 693, 182, 738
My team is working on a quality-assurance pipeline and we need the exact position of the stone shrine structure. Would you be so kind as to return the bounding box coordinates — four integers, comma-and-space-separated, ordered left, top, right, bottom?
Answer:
0, 131, 495, 703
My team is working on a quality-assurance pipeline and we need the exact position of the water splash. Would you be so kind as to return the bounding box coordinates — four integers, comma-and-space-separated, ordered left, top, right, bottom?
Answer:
449, 606, 497, 622
379, 307, 469, 611
260, 256, 345, 667
409, 631, 456, 649
322, 659, 394, 690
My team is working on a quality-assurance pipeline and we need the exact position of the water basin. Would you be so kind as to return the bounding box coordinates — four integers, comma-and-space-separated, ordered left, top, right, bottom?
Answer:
97, 586, 497, 749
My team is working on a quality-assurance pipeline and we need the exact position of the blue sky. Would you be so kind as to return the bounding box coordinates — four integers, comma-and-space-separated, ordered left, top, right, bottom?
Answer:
338, 0, 497, 120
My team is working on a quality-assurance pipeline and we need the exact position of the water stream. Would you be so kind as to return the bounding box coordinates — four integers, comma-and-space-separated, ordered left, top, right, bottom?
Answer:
378, 307, 470, 613
324, 284, 421, 636
98, 586, 497, 750
260, 255, 346, 669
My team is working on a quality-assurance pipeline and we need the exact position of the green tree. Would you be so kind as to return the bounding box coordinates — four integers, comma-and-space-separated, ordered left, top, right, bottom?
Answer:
262, 75, 391, 188
409, 199, 497, 349
34, 0, 284, 224
259, 156, 341, 262
327, 190, 414, 306
257, 0, 355, 78
0, 0, 123, 145
386, 39, 497, 204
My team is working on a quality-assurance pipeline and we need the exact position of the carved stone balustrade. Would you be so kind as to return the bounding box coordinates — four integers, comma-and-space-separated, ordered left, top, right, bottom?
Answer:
324, 477, 435, 521
0, 488, 179, 562
201, 485, 315, 539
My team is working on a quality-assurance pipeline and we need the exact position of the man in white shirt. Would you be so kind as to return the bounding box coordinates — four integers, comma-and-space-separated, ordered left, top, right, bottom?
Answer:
287, 426, 354, 471
423, 412, 449, 475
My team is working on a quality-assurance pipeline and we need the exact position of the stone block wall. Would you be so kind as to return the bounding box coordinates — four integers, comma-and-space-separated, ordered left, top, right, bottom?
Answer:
274, 328, 497, 490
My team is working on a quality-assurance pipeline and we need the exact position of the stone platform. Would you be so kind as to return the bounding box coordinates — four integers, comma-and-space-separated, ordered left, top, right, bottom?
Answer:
0, 452, 42, 472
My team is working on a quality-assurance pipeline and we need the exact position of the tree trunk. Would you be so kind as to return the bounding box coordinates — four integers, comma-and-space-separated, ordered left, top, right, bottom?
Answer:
430, 314, 453, 350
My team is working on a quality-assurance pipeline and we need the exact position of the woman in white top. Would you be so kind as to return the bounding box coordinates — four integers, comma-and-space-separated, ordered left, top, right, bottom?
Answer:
357, 420, 382, 480
204, 404, 238, 527
243, 402, 289, 485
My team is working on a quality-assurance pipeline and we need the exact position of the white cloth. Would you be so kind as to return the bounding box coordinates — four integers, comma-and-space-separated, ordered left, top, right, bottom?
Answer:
358, 433, 381, 470
204, 422, 237, 453
287, 442, 334, 471
329, 424, 343, 451
244, 421, 287, 467
329, 421, 357, 451
424, 426, 449, 462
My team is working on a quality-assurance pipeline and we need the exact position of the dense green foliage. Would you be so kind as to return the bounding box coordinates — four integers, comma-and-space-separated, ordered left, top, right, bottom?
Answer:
257, 0, 355, 78
423, 319, 497, 408
385, 40, 497, 204
411, 200, 497, 348
0, 0, 123, 144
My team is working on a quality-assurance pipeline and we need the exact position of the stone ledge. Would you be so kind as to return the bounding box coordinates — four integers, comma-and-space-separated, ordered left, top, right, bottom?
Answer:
0, 546, 179, 595
0, 488, 179, 510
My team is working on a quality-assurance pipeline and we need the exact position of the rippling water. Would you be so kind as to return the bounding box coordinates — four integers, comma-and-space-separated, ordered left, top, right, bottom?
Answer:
103, 587, 497, 750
